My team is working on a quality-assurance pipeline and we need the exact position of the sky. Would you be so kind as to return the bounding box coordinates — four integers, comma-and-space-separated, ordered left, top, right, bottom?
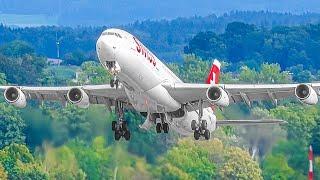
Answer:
0, 0, 320, 26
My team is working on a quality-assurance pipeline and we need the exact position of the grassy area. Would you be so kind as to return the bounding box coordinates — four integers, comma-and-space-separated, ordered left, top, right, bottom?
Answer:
46, 65, 79, 82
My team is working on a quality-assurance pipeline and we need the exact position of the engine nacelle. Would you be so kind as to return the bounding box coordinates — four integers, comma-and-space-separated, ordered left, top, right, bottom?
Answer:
4, 87, 27, 108
67, 88, 90, 108
295, 84, 318, 105
206, 86, 230, 107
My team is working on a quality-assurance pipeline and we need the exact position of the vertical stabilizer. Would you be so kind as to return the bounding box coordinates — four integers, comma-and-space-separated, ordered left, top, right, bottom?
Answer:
206, 59, 221, 85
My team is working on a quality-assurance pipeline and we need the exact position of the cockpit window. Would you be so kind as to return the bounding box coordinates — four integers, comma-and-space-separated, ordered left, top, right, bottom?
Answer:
102, 31, 122, 38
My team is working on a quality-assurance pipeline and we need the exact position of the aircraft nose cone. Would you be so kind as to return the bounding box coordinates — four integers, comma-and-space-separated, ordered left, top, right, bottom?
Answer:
96, 36, 115, 62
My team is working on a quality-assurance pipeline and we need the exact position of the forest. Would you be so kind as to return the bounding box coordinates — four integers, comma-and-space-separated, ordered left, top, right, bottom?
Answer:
1, 11, 320, 62
0, 12, 319, 179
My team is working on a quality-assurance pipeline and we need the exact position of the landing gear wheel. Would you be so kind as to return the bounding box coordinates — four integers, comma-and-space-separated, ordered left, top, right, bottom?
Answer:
156, 123, 162, 133
204, 129, 210, 140
163, 123, 169, 133
194, 131, 200, 140
122, 121, 128, 131
124, 130, 131, 141
110, 79, 115, 88
112, 121, 117, 131
191, 120, 197, 130
201, 120, 207, 129
115, 79, 119, 89
114, 131, 121, 141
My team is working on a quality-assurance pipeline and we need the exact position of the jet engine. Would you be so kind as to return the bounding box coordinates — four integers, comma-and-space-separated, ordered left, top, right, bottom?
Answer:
295, 84, 318, 105
4, 87, 27, 108
67, 88, 90, 108
206, 86, 230, 107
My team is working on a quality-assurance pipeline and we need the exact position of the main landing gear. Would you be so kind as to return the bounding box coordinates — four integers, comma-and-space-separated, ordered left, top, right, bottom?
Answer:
110, 76, 119, 89
156, 114, 169, 134
111, 101, 131, 141
191, 100, 210, 140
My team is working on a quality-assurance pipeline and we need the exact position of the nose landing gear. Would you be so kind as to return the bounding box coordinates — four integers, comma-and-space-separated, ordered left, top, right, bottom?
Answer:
191, 100, 211, 140
110, 77, 119, 89
111, 101, 131, 141
106, 61, 121, 89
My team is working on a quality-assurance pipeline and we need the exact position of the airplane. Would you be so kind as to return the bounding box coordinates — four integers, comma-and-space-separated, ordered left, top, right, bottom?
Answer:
1, 28, 318, 141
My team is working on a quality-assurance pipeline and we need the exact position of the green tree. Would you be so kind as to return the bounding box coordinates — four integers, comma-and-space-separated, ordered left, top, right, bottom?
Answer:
157, 138, 216, 179
0, 73, 7, 85
315, 157, 320, 179
219, 147, 262, 180
311, 121, 320, 156
179, 54, 211, 83
262, 154, 295, 180
0, 40, 34, 57
67, 137, 113, 179
76, 61, 111, 85
239, 66, 258, 83
57, 105, 91, 140
0, 103, 26, 149
126, 111, 177, 163
0, 164, 8, 180
272, 140, 307, 174
43, 144, 86, 180
287, 64, 312, 83
0, 144, 48, 179
0, 54, 47, 85
271, 105, 318, 145
239, 63, 291, 83
63, 50, 87, 66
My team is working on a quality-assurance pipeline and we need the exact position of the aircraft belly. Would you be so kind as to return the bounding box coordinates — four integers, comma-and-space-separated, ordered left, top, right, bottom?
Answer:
124, 87, 158, 112
115, 49, 180, 112
116, 48, 162, 91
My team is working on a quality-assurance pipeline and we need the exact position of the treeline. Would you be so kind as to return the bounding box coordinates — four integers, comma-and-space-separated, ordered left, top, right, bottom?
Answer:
1, 11, 320, 63
185, 22, 320, 81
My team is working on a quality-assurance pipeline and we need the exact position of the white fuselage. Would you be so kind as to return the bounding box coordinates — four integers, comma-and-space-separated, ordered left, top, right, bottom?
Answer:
96, 29, 216, 136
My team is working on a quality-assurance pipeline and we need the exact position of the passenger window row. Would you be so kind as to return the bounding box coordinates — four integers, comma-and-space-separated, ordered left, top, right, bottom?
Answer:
102, 31, 122, 38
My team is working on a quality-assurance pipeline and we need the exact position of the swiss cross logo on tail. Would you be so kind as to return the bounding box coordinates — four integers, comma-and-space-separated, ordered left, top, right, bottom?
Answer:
206, 59, 221, 85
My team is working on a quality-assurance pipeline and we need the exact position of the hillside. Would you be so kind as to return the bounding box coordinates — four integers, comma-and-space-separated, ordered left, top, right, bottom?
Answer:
1, 11, 320, 62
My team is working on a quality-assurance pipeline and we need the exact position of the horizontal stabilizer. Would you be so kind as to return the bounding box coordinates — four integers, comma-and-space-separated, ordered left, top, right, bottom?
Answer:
216, 119, 286, 126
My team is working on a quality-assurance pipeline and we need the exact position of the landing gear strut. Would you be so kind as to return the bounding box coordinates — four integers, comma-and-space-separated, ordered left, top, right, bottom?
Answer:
156, 114, 169, 134
111, 101, 131, 141
106, 61, 120, 89
110, 77, 119, 89
191, 100, 210, 140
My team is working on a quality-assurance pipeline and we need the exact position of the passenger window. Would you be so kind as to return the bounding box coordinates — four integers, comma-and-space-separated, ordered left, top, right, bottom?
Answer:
102, 31, 122, 38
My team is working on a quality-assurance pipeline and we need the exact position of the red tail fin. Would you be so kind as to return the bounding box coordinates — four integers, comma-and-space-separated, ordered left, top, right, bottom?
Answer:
206, 59, 221, 84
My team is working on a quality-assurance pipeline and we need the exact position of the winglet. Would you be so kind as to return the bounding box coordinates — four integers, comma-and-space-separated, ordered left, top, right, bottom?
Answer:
206, 59, 221, 85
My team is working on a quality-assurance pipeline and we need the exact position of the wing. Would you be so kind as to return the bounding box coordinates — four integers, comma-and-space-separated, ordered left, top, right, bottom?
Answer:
0, 84, 129, 107
216, 119, 286, 126
163, 82, 320, 110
